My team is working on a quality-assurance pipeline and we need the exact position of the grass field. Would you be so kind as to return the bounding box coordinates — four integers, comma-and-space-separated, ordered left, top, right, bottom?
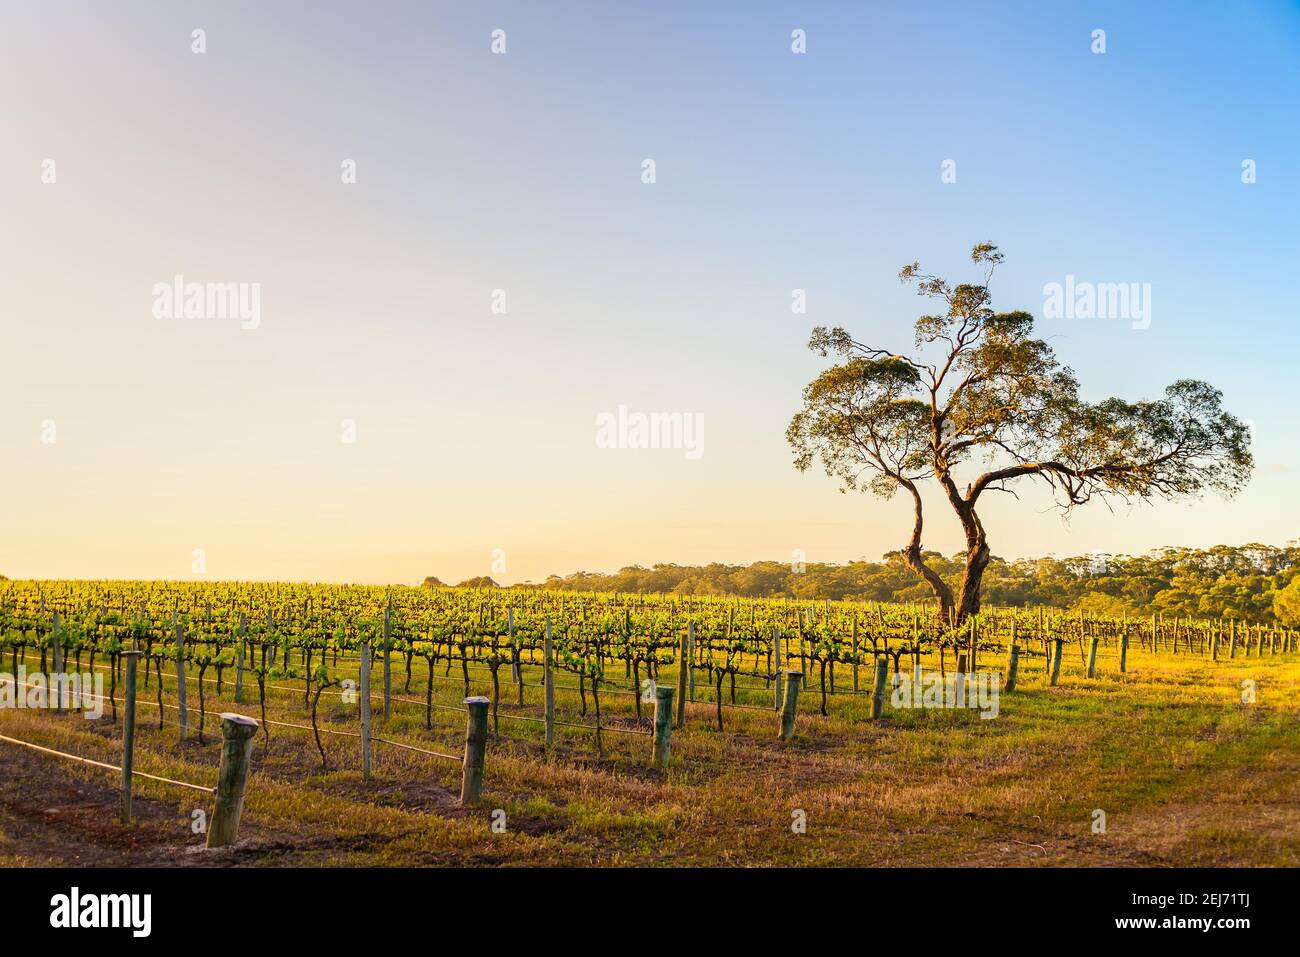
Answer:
1, 639, 1297, 867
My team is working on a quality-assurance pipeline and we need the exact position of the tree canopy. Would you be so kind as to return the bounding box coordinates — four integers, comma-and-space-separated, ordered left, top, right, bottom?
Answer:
787, 243, 1253, 621
524, 542, 1299, 624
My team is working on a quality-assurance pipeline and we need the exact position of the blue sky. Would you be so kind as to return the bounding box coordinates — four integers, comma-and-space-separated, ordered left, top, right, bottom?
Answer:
1, 1, 1297, 582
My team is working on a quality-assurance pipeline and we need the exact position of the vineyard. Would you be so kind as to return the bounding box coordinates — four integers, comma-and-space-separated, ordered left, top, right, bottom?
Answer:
2, 580, 1298, 867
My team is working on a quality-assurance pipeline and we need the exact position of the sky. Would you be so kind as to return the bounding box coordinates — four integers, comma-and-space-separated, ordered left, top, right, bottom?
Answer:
1, 1, 1298, 585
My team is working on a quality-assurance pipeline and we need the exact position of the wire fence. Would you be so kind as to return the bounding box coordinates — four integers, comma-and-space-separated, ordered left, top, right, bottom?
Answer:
0, 730, 214, 794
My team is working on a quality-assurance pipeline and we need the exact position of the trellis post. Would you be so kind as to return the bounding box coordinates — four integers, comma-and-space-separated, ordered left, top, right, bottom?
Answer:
51, 611, 65, 712
359, 638, 372, 777
675, 626, 689, 730
773, 627, 783, 712
175, 611, 188, 741
544, 617, 555, 750
870, 658, 888, 719
460, 696, 489, 804
1004, 644, 1019, 693
207, 713, 259, 847
120, 650, 141, 823
652, 685, 674, 768
382, 603, 392, 719
234, 612, 246, 703
778, 670, 802, 741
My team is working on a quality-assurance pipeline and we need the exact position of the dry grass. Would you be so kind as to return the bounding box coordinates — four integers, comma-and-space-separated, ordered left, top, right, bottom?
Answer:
1, 643, 1297, 866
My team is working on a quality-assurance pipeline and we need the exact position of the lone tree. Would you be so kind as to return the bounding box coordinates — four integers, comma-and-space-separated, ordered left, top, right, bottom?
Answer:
787, 243, 1253, 623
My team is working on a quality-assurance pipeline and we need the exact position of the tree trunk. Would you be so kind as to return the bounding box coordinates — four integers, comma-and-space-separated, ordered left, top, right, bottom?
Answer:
900, 479, 955, 623
938, 470, 989, 624
957, 541, 991, 621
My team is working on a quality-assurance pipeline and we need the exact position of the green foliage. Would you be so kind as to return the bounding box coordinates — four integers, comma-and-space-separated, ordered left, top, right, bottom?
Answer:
531, 542, 1300, 624
456, 576, 500, 589
1272, 576, 1300, 627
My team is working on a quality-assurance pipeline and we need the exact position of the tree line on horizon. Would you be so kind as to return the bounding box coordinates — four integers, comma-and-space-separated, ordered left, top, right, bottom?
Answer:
428, 542, 1300, 626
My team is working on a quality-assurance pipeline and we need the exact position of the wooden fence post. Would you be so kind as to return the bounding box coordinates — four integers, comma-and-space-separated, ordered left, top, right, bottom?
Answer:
773, 627, 783, 712
234, 612, 246, 704
778, 670, 802, 741
508, 608, 518, 683
382, 604, 392, 720
206, 713, 259, 847
544, 617, 555, 750
851, 618, 859, 693
687, 621, 695, 702
870, 658, 888, 719
460, 696, 489, 804
1229, 618, 1237, 659
359, 639, 372, 777
1087, 635, 1099, 678
1050, 637, 1063, 686
1004, 644, 1019, 693
175, 612, 188, 742
675, 627, 689, 730
51, 611, 64, 713
120, 650, 141, 824
1119, 626, 1129, 673
652, 685, 674, 768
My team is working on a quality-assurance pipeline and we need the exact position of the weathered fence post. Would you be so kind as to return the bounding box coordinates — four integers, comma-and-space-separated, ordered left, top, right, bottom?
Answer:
675, 626, 689, 730
1050, 637, 1064, 686
460, 696, 489, 804
234, 612, 246, 704
51, 611, 64, 712
955, 653, 968, 707
851, 617, 860, 693
1087, 635, 1099, 678
175, 612, 189, 741
652, 684, 674, 768
870, 658, 888, 719
1119, 625, 1129, 673
544, 617, 555, 750
778, 670, 802, 741
382, 603, 392, 720
359, 638, 372, 777
687, 621, 695, 702
206, 713, 259, 847
1229, 618, 1237, 659
120, 650, 141, 823
1004, 644, 1019, 693
773, 627, 784, 712
508, 608, 518, 683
